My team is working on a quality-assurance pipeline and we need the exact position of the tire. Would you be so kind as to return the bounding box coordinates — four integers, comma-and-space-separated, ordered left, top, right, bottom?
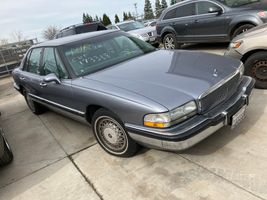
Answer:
23, 90, 46, 115
163, 33, 181, 49
232, 24, 255, 39
0, 137, 13, 166
244, 51, 267, 89
92, 109, 139, 157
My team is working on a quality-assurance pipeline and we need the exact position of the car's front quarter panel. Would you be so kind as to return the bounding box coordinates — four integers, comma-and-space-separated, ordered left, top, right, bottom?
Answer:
71, 78, 169, 126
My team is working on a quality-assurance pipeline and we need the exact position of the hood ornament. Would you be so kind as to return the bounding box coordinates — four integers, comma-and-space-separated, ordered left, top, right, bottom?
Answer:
213, 69, 218, 77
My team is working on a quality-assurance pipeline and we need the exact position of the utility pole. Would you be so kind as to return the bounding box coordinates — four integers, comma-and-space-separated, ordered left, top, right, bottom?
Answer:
134, 3, 138, 19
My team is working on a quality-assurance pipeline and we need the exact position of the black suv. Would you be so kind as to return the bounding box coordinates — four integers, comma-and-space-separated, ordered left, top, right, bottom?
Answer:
157, 0, 267, 49
55, 22, 107, 39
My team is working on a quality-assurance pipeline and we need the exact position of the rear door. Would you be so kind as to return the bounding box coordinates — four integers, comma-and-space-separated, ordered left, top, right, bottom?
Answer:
19, 48, 44, 96
188, 1, 229, 41
162, 3, 196, 41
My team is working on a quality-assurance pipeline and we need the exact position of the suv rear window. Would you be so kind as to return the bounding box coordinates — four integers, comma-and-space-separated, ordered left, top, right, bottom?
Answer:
163, 3, 195, 20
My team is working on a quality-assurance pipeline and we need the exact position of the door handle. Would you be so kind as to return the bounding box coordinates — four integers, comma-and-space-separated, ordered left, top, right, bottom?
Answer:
194, 19, 199, 23
40, 82, 47, 87
20, 76, 25, 80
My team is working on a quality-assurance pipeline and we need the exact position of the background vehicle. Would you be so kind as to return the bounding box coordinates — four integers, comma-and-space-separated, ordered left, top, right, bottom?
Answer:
0, 113, 13, 166
225, 23, 267, 89
107, 20, 159, 47
157, 0, 267, 49
12, 30, 254, 157
144, 20, 157, 27
55, 22, 107, 39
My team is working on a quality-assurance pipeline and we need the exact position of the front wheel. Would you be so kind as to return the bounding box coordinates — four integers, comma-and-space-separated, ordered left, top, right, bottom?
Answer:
92, 109, 139, 157
232, 24, 255, 39
0, 137, 13, 166
163, 33, 181, 49
244, 51, 267, 89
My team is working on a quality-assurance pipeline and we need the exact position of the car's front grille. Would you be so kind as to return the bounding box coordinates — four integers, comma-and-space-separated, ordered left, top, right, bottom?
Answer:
141, 33, 149, 38
199, 72, 240, 113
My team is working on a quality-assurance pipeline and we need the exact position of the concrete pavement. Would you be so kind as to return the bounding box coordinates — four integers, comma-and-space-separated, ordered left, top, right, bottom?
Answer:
0, 46, 267, 200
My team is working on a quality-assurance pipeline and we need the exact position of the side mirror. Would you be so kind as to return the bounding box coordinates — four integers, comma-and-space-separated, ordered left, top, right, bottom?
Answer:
43, 73, 61, 84
209, 7, 223, 15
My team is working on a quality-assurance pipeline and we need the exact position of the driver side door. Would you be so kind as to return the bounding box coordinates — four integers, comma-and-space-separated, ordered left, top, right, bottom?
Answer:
36, 47, 80, 116
188, 1, 229, 41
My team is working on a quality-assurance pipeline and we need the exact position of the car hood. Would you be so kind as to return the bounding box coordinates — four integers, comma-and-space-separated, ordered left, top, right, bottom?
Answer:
83, 50, 241, 110
128, 26, 155, 35
234, 23, 267, 41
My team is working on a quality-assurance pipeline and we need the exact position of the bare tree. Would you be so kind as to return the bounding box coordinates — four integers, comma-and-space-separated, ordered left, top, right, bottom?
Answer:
42, 25, 60, 40
12, 30, 26, 42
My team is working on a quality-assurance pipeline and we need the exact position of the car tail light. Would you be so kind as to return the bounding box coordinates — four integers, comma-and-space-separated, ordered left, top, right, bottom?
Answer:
257, 11, 266, 18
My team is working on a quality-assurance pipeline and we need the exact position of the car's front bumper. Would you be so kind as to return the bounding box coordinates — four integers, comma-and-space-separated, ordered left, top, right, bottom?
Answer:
126, 76, 255, 151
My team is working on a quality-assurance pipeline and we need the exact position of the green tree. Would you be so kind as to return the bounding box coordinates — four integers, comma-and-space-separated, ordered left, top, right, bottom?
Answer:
95, 15, 99, 21
115, 14, 120, 23
170, 0, 177, 5
128, 12, 134, 20
83, 13, 93, 23
102, 13, 112, 26
144, 0, 154, 20
155, 0, 162, 18
123, 12, 128, 21
161, 0, 168, 10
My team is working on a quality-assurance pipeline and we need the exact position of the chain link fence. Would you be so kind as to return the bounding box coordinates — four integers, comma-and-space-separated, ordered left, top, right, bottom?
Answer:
0, 39, 37, 78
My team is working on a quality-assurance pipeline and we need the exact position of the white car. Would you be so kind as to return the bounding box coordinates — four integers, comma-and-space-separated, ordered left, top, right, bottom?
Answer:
107, 20, 159, 47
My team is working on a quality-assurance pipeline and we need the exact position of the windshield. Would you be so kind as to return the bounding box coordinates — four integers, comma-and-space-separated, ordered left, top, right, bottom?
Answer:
118, 21, 145, 32
61, 33, 155, 77
218, 0, 260, 7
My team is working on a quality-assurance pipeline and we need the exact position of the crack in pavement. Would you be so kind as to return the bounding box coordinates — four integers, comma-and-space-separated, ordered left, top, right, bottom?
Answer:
178, 154, 266, 200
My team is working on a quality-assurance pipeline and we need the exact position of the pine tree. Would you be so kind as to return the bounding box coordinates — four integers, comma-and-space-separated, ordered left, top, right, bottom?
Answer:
161, 0, 168, 10
155, 0, 162, 18
83, 13, 87, 23
144, 0, 154, 20
95, 15, 99, 21
115, 14, 120, 23
170, 0, 177, 5
128, 12, 133, 20
123, 12, 128, 21
102, 13, 112, 26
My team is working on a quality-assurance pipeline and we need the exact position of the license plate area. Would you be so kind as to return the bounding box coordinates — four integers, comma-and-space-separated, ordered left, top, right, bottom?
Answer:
230, 105, 247, 129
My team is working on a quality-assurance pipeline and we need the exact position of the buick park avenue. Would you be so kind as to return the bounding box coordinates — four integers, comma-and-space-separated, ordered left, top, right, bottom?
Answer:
12, 30, 255, 157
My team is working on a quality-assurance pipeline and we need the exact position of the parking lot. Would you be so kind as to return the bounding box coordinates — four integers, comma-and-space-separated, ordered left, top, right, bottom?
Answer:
0, 44, 267, 200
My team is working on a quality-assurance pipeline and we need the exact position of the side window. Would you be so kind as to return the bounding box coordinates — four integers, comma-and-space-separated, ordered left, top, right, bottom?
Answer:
176, 3, 195, 17
42, 48, 59, 77
163, 8, 177, 20
27, 48, 42, 74
163, 3, 195, 20
196, 1, 220, 15
55, 50, 69, 79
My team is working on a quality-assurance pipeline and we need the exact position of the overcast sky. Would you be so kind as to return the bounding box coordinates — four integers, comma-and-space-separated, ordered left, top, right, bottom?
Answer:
0, 0, 155, 42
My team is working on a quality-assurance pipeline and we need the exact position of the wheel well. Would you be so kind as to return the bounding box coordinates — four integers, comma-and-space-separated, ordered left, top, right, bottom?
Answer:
241, 49, 267, 63
85, 105, 103, 123
230, 22, 256, 38
161, 31, 173, 41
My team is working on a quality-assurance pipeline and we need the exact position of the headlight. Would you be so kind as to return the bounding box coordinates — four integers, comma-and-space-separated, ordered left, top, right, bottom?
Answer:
144, 101, 197, 128
229, 40, 243, 49
133, 34, 143, 40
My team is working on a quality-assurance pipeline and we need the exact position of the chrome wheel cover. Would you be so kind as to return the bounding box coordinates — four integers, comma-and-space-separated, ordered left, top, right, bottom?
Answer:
165, 36, 175, 49
95, 116, 128, 154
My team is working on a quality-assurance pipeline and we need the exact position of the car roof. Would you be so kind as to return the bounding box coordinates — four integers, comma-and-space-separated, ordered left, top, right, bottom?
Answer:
115, 20, 135, 26
33, 30, 118, 48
